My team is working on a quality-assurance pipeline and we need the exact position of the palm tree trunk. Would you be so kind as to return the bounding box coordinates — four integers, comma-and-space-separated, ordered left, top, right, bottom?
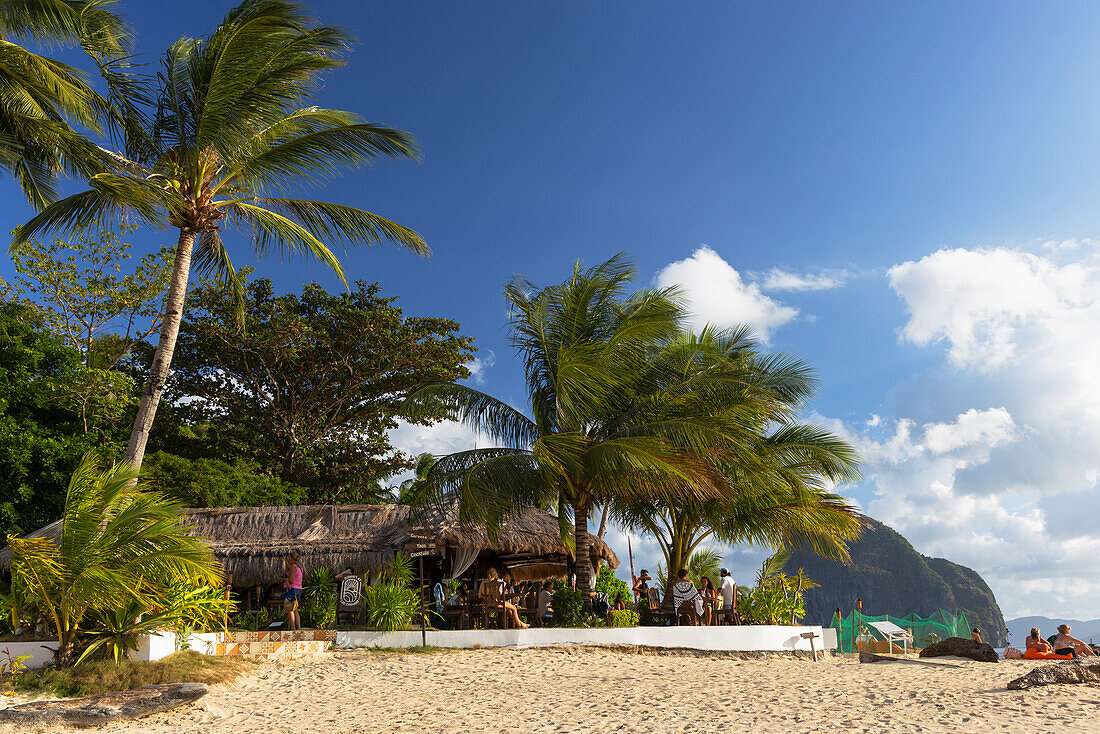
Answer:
573, 502, 592, 606
123, 229, 195, 469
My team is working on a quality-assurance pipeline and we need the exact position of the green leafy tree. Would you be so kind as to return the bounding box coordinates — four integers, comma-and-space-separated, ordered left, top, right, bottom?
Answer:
406, 254, 747, 596
0, 225, 171, 369
0, 0, 128, 207
160, 277, 474, 502
141, 451, 307, 508
6, 453, 222, 666
13, 0, 428, 472
0, 302, 108, 535
0, 226, 171, 435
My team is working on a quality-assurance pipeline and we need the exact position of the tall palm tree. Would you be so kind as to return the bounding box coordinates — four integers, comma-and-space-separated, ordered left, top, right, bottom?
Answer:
405, 255, 758, 595
6, 453, 222, 666
613, 328, 863, 588
12, 0, 428, 469
0, 0, 128, 207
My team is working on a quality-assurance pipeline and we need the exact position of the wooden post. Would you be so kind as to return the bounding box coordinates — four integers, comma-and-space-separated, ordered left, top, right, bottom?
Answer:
835, 608, 842, 653
419, 554, 427, 647
856, 597, 862, 654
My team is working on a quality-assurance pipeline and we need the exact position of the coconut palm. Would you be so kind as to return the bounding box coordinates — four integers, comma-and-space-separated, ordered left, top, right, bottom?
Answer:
613, 328, 863, 589
6, 453, 222, 665
405, 254, 765, 595
0, 0, 128, 207
12, 0, 428, 470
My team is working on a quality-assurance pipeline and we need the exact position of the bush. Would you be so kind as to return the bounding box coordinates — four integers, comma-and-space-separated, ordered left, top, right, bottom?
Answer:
594, 564, 631, 607
301, 568, 336, 629
364, 584, 419, 631
607, 610, 639, 627
551, 589, 584, 627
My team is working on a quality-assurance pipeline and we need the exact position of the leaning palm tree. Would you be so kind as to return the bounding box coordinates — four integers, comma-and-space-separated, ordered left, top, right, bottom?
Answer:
6, 453, 222, 666
613, 328, 863, 589
12, 0, 428, 469
405, 254, 761, 594
0, 0, 128, 207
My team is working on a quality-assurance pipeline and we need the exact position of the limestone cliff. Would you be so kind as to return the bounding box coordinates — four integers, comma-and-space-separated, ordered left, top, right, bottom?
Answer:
785, 517, 1008, 646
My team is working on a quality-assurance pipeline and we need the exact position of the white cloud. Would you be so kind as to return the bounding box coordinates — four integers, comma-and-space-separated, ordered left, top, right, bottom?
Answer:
888, 247, 1094, 370
386, 419, 495, 485
827, 241, 1100, 618
465, 350, 495, 385
655, 246, 797, 342
758, 267, 851, 292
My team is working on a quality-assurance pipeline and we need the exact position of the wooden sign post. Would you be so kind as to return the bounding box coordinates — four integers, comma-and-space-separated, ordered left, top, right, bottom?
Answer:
406, 547, 433, 648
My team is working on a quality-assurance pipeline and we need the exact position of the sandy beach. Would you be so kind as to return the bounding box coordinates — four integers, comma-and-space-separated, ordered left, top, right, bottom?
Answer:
10, 647, 1098, 734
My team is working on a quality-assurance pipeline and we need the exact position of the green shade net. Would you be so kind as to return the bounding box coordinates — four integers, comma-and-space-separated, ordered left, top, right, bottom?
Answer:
830, 609, 972, 654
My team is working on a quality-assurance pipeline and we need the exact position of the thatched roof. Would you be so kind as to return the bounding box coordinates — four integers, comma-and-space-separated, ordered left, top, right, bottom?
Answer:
1, 504, 618, 586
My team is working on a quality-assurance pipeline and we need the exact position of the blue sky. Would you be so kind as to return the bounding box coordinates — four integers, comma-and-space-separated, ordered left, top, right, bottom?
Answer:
6, 1, 1100, 620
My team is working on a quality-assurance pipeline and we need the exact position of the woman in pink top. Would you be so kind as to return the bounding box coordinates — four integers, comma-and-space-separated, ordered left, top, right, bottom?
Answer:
283, 553, 304, 631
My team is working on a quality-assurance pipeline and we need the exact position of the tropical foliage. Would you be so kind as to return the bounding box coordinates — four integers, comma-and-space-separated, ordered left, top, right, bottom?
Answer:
611, 326, 863, 591
363, 553, 419, 632
656, 548, 723, 592
405, 254, 725, 594
12, 0, 429, 471
0, 0, 128, 207
736, 552, 817, 625
5, 454, 222, 665
407, 254, 861, 598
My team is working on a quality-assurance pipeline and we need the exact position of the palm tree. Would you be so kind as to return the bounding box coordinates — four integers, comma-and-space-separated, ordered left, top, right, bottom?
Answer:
406, 254, 756, 595
6, 453, 222, 666
0, 0, 128, 207
12, 0, 428, 470
613, 328, 863, 590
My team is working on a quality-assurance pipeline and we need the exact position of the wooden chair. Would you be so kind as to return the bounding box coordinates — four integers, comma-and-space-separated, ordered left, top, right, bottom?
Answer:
517, 589, 540, 627
479, 583, 511, 629
442, 600, 469, 630
646, 588, 675, 625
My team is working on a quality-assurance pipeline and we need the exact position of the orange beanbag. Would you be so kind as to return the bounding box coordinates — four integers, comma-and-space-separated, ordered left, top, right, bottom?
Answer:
1023, 648, 1073, 660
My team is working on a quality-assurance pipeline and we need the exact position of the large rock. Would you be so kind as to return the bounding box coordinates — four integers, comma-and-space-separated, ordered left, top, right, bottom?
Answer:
0, 682, 207, 730
787, 517, 1009, 646
1008, 659, 1100, 690
919, 636, 999, 662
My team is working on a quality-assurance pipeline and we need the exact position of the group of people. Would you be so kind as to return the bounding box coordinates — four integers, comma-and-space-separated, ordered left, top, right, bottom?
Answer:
632, 567, 737, 625
1023, 624, 1097, 659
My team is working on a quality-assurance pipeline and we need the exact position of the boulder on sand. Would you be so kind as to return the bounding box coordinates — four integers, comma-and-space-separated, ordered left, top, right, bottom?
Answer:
919, 636, 999, 662
1008, 659, 1100, 690
0, 682, 207, 730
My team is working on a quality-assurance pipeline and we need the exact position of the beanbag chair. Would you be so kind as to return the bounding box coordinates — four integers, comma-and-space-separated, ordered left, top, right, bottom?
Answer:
1022, 648, 1073, 660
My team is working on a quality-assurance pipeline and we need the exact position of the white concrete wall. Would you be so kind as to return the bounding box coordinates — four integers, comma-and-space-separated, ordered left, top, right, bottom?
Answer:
822, 627, 838, 651
129, 631, 221, 663
6, 631, 222, 670
337, 625, 829, 653
0, 639, 58, 670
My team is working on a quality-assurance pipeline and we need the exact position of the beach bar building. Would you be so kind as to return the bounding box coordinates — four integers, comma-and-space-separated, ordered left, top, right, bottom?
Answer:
3, 503, 618, 599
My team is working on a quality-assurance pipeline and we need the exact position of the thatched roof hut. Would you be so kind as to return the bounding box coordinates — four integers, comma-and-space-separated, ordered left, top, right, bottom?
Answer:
1, 504, 618, 587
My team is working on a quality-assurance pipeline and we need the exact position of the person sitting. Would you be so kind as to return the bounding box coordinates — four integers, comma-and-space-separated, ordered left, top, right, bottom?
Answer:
610, 593, 627, 612
537, 580, 554, 625
1054, 624, 1097, 657
478, 568, 529, 629
699, 576, 718, 626
447, 582, 468, 607
1023, 627, 1072, 659
971, 627, 982, 644
632, 570, 653, 600
671, 569, 703, 625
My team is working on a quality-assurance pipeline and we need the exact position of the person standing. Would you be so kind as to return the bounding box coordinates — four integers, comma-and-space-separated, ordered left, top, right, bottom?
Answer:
718, 568, 737, 623
283, 553, 304, 631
